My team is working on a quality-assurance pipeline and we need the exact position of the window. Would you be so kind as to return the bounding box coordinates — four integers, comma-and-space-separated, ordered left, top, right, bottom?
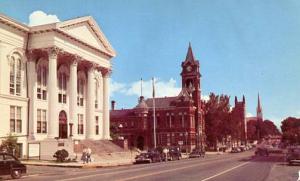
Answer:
181, 114, 185, 128
10, 106, 22, 133
37, 65, 47, 100
95, 116, 99, 135
9, 54, 22, 96
95, 81, 98, 109
37, 109, 47, 133
78, 114, 84, 134
58, 72, 67, 103
77, 79, 84, 106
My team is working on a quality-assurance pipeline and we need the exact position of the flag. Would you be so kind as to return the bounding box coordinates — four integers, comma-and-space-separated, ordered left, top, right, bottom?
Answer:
152, 77, 155, 98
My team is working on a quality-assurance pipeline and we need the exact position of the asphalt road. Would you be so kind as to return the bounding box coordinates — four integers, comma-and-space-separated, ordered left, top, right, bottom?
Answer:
4, 151, 300, 181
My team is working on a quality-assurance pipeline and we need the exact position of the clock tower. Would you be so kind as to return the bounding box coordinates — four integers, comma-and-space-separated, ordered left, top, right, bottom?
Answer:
180, 43, 203, 149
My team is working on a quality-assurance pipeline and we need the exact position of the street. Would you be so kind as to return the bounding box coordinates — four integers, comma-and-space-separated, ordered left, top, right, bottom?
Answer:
2, 151, 298, 181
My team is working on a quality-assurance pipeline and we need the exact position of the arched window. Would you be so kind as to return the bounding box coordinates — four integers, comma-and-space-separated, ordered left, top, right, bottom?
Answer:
77, 71, 86, 107
37, 59, 47, 100
58, 65, 68, 104
58, 73, 67, 103
9, 53, 22, 96
95, 80, 99, 109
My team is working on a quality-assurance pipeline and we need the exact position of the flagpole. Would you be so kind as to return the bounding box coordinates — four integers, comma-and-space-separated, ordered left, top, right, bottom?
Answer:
152, 77, 157, 148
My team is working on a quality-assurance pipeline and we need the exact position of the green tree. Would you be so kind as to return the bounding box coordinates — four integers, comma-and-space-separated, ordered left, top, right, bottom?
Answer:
281, 117, 300, 145
205, 93, 231, 150
110, 123, 120, 140
0, 134, 18, 156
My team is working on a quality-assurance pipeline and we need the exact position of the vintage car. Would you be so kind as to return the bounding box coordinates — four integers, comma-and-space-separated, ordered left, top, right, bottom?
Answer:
0, 153, 27, 179
286, 147, 300, 165
135, 150, 162, 164
189, 149, 205, 158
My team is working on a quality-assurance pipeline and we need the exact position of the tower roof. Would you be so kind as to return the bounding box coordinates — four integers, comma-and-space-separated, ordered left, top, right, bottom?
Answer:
185, 42, 196, 62
257, 93, 262, 112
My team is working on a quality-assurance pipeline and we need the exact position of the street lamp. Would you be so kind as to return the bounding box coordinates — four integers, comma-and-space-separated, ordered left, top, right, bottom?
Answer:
118, 124, 124, 140
185, 132, 188, 154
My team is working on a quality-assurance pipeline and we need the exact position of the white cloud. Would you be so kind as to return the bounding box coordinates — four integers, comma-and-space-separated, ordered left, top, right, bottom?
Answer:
111, 78, 209, 102
201, 95, 209, 101
125, 78, 181, 98
110, 80, 126, 96
28, 10, 60, 26
246, 112, 253, 117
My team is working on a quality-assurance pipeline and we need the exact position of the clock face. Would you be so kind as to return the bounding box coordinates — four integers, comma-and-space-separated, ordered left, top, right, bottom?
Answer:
186, 66, 192, 72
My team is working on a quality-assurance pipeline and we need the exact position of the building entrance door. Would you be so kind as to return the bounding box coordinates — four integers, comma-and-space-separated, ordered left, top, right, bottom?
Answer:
59, 111, 68, 139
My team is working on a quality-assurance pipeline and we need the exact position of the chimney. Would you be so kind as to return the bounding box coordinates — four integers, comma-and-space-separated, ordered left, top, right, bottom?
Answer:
111, 100, 116, 110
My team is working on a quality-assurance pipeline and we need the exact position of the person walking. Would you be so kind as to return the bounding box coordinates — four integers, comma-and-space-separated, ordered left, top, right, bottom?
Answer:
81, 148, 87, 164
87, 147, 92, 163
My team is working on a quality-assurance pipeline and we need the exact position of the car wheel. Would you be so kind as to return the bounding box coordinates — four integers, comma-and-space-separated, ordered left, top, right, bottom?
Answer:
11, 169, 22, 179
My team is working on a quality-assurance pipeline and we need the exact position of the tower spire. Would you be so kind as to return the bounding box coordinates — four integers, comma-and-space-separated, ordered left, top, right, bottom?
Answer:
185, 42, 195, 62
140, 78, 143, 97
257, 93, 263, 120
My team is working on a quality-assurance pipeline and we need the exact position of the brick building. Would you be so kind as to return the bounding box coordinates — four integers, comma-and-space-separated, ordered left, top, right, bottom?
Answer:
110, 44, 205, 152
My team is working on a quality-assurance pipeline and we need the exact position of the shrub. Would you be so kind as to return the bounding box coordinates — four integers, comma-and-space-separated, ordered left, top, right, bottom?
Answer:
53, 149, 69, 162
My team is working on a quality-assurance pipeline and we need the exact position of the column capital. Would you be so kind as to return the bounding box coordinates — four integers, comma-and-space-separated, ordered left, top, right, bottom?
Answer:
46, 47, 61, 59
25, 49, 38, 62
101, 68, 112, 78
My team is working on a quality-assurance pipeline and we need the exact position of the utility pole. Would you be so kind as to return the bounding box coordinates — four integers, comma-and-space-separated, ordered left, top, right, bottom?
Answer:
152, 78, 157, 148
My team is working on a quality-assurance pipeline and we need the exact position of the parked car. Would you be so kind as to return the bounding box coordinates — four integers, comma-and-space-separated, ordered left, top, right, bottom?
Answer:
255, 147, 269, 156
135, 150, 162, 164
189, 149, 205, 158
0, 152, 26, 179
231, 147, 241, 153
167, 147, 182, 161
286, 147, 300, 165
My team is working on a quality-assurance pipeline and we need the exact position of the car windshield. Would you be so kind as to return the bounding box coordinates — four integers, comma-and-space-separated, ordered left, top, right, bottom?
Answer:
4, 155, 16, 161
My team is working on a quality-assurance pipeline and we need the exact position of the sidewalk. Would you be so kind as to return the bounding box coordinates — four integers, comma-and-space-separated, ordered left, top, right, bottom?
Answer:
22, 152, 136, 168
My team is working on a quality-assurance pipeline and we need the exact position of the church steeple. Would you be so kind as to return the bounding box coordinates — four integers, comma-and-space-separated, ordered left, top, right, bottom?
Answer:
257, 93, 263, 120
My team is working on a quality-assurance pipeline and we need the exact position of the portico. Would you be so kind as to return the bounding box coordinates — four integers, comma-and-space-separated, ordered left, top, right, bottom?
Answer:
0, 14, 116, 158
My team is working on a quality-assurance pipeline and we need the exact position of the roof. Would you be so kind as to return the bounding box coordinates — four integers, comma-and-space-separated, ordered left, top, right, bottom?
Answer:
185, 42, 196, 62
110, 109, 135, 118
0, 13, 115, 57
145, 97, 177, 108
0, 13, 29, 32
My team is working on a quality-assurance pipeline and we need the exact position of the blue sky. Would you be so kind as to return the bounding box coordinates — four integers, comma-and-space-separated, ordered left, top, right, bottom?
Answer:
1, 0, 300, 127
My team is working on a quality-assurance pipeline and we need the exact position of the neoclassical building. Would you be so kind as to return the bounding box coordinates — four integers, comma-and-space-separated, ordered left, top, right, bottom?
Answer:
0, 14, 115, 157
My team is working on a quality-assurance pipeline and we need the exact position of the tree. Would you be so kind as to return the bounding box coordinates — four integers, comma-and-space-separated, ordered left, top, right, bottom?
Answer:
0, 134, 18, 156
110, 123, 120, 140
281, 117, 300, 145
247, 119, 280, 141
261, 119, 280, 137
247, 119, 259, 141
204, 93, 231, 150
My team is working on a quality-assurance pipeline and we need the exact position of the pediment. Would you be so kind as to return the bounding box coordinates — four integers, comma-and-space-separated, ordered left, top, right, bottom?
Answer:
58, 17, 115, 57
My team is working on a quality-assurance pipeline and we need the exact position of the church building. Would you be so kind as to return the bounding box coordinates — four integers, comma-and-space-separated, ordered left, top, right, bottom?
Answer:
0, 14, 115, 158
110, 44, 205, 152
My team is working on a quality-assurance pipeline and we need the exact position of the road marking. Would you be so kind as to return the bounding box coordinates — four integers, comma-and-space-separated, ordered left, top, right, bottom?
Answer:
57, 159, 224, 181
57, 154, 252, 181
201, 162, 250, 181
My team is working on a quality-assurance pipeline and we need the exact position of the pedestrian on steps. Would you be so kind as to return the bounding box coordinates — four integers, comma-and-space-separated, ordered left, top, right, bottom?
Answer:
87, 147, 92, 163
81, 148, 87, 164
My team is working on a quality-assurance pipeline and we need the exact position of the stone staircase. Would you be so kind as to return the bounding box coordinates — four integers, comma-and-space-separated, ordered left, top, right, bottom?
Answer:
74, 140, 136, 163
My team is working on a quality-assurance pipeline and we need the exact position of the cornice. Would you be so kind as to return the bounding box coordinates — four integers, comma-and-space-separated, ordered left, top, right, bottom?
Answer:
0, 14, 29, 33
30, 28, 114, 58
0, 94, 29, 102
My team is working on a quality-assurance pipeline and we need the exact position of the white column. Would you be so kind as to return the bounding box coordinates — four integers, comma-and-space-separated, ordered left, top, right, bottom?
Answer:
69, 59, 77, 137
97, 71, 103, 138
102, 71, 110, 139
27, 52, 37, 139
47, 47, 59, 138
86, 65, 95, 139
